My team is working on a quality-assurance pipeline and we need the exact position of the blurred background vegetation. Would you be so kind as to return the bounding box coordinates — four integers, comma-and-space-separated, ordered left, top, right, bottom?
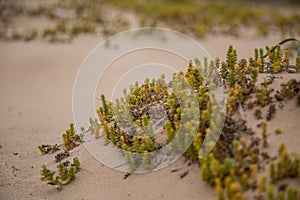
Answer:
0, 0, 299, 42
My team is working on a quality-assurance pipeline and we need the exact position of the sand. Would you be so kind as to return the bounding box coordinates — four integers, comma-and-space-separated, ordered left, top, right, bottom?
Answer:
0, 31, 299, 200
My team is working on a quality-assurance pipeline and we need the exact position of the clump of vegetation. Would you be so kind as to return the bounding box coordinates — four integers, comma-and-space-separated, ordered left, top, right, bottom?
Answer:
270, 144, 300, 184
254, 143, 300, 200
255, 85, 272, 107
94, 43, 300, 198
62, 123, 81, 151
275, 79, 300, 105
94, 43, 300, 171
38, 124, 83, 190
40, 157, 80, 190
1, 1, 300, 42
38, 144, 60, 154
38, 123, 81, 154
110, 0, 300, 38
37, 43, 300, 197
200, 137, 261, 199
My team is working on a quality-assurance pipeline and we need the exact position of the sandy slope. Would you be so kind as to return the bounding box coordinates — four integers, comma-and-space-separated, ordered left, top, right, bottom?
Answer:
0, 33, 299, 200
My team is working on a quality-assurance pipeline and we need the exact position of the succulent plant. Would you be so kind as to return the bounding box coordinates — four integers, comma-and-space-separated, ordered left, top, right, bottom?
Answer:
267, 184, 274, 200
40, 157, 80, 190
296, 56, 300, 72
270, 162, 276, 183
258, 176, 266, 193
62, 123, 81, 151
278, 190, 285, 200
287, 187, 299, 200
215, 178, 224, 200
38, 144, 60, 154
37, 43, 300, 196
261, 122, 268, 148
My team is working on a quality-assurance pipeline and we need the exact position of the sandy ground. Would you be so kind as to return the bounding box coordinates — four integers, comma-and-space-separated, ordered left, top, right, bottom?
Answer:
0, 32, 299, 200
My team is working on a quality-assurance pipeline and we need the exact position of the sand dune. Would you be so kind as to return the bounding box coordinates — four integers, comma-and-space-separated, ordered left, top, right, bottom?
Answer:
0, 31, 299, 200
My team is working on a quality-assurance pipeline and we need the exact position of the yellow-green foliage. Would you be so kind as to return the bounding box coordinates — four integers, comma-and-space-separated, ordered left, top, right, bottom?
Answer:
262, 122, 268, 147
278, 191, 284, 200
40, 157, 80, 189
269, 143, 300, 185
287, 187, 298, 200
141, 151, 150, 169
258, 176, 266, 193
110, 0, 300, 38
37, 43, 300, 196
270, 162, 276, 183
92, 44, 300, 196
240, 173, 248, 190
215, 178, 224, 200
296, 56, 300, 72
3, 0, 300, 42
62, 123, 81, 151
267, 184, 274, 200
228, 182, 244, 200
256, 86, 270, 107
250, 164, 258, 183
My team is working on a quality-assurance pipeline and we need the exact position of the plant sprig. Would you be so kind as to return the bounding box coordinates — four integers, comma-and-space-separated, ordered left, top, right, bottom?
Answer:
40, 157, 80, 190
